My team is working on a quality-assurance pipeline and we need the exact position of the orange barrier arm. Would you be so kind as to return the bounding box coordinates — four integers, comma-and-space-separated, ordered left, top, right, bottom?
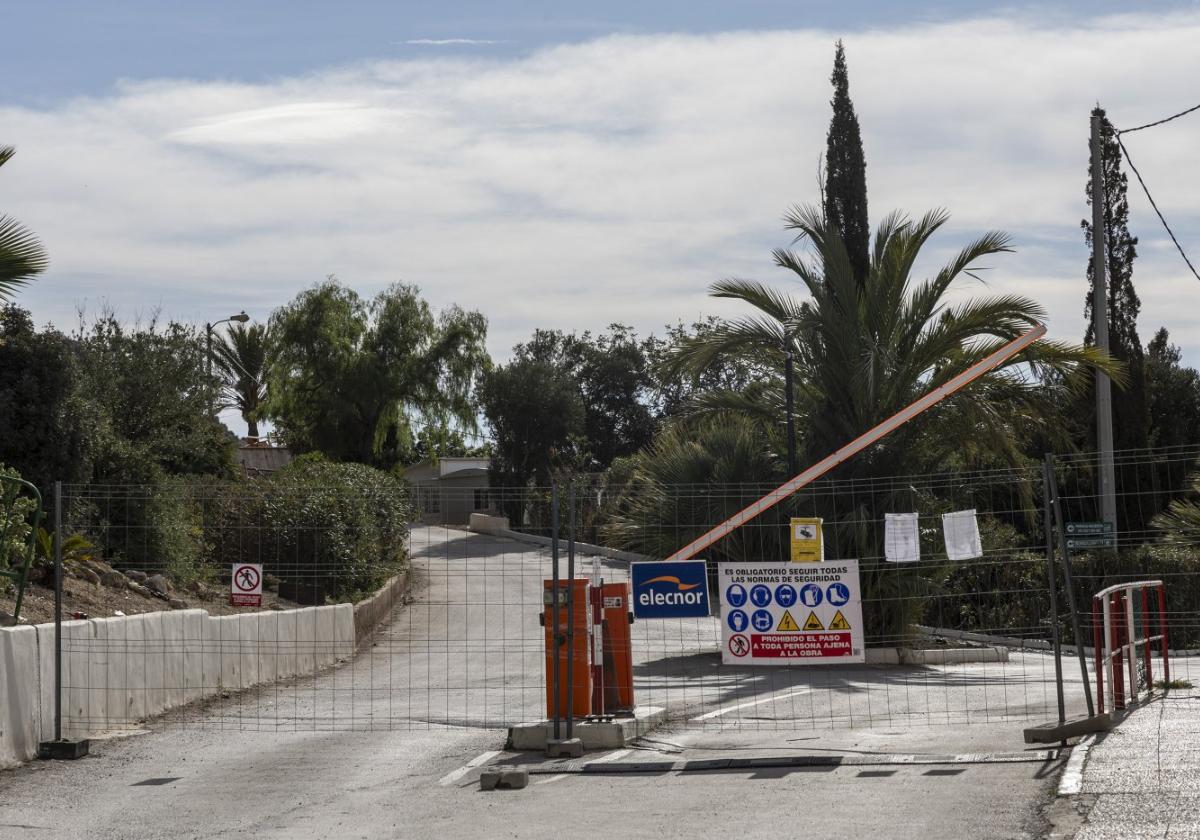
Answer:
665, 323, 1048, 563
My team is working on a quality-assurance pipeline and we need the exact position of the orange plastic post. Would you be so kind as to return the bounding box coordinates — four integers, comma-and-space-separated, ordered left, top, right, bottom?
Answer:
599, 582, 635, 713
544, 579, 592, 719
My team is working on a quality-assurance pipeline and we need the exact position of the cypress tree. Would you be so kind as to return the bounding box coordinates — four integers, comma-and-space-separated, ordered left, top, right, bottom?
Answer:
823, 41, 870, 284
1081, 107, 1149, 453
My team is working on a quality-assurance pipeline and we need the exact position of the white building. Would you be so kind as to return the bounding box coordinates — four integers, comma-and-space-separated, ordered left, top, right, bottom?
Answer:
403, 456, 493, 525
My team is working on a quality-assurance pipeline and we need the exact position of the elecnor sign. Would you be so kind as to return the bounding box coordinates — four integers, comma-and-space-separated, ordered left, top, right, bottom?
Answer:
630, 560, 711, 619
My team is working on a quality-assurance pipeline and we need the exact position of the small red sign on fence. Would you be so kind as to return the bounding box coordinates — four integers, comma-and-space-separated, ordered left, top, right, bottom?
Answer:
231, 563, 263, 607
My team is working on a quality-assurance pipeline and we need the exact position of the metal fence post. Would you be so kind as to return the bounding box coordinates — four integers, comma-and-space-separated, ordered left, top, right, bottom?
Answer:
1041, 463, 1066, 728
550, 481, 561, 741
53, 480, 63, 742
565, 480, 575, 740
1045, 454, 1095, 717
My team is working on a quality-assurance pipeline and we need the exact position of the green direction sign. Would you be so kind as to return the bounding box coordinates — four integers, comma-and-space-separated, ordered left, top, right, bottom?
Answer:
1066, 521, 1115, 550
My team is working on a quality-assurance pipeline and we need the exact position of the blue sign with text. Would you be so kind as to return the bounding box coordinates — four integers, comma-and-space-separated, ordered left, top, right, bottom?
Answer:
631, 560, 712, 619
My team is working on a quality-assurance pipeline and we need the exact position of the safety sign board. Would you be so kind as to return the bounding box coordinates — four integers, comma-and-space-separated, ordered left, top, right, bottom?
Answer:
231, 562, 263, 607
789, 517, 824, 563
719, 561, 864, 665
631, 560, 711, 618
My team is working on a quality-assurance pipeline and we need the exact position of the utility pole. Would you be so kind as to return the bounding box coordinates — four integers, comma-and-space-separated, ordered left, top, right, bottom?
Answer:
1090, 111, 1119, 535
784, 350, 797, 475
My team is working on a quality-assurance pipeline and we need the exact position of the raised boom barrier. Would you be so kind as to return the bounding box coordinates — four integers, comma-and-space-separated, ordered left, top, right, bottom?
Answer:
665, 323, 1049, 563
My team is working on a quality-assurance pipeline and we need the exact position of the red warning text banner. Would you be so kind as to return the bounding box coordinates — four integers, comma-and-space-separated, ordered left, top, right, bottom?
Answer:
750, 632, 852, 658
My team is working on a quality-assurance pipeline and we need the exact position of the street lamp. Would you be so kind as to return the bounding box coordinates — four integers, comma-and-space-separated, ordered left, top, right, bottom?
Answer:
784, 349, 797, 476
206, 311, 250, 413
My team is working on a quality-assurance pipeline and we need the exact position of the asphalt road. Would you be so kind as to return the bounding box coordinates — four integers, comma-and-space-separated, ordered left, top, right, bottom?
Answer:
0, 526, 1080, 838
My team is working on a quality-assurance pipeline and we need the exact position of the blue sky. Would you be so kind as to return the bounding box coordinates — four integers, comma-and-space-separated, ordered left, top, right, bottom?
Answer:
3, 2, 1200, 444
7, 0, 1194, 105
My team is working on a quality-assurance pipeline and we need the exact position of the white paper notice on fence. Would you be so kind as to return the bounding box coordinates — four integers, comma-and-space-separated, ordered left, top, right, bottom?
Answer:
942, 509, 982, 561
884, 513, 920, 563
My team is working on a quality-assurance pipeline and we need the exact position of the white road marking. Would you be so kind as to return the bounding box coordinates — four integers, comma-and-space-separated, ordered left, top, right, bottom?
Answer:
1057, 735, 1095, 796
690, 688, 812, 722
438, 750, 502, 786
535, 748, 632, 784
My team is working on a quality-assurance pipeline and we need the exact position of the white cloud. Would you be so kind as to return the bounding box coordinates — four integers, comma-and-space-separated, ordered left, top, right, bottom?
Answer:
3, 11, 1200, 370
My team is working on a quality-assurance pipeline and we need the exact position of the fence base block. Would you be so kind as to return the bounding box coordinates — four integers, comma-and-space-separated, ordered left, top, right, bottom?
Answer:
509, 706, 667, 752
38, 739, 90, 760
1023, 714, 1114, 744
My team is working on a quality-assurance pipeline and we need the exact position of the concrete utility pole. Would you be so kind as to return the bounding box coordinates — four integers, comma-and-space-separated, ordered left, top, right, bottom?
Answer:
1090, 111, 1119, 534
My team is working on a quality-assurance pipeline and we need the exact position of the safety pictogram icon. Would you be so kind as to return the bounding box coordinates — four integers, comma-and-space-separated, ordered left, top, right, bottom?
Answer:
234, 566, 259, 592
828, 610, 851, 631
802, 610, 825, 631
776, 610, 801, 632
230, 562, 264, 607
728, 633, 750, 657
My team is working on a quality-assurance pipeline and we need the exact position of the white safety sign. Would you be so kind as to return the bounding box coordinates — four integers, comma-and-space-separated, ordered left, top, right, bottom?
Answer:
230, 562, 263, 607
720, 561, 864, 665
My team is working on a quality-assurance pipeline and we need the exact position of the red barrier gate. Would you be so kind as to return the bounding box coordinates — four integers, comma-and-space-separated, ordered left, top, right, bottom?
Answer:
1093, 580, 1169, 713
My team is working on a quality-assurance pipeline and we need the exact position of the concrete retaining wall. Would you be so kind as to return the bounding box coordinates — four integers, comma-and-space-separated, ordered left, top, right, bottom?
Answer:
1, 604, 355, 768
352, 571, 409, 647
473, 522, 654, 565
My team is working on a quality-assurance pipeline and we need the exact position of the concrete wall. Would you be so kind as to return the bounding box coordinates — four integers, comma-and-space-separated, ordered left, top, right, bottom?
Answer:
1, 604, 355, 768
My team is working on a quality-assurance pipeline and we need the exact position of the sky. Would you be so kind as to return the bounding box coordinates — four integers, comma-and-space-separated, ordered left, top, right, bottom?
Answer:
3, 1, 1200, 435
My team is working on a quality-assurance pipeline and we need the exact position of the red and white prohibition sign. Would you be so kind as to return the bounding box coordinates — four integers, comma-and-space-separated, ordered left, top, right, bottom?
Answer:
231, 562, 263, 607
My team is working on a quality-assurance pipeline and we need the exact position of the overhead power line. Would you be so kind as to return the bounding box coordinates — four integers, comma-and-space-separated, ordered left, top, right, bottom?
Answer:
1117, 102, 1200, 135
1113, 132, 1200, 285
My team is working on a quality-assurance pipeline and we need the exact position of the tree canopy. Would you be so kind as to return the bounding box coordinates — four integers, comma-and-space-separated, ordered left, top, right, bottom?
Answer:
0, 147, 47, 302
265, 279, 488, 468
212, 322, 269, 439
823, 42, 870, 285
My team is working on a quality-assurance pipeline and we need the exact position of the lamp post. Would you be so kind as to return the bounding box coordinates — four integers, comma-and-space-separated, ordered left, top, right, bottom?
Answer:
784, 349, 797, 476
206, 311, 250, 413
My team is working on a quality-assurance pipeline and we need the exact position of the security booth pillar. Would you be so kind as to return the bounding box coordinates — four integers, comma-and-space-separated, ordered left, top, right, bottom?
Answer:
599, 581, 635, 714
543, 578, 592, 719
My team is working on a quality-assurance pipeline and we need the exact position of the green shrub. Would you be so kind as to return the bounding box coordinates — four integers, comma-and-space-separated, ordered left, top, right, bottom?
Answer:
206, 458, 411, 602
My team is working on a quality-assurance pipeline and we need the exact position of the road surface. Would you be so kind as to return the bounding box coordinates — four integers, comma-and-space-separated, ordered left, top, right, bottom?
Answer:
0, 526, 1082, 839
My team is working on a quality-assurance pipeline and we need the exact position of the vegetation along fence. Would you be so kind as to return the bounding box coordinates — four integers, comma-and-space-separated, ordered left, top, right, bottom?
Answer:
8, 445, 1200, 740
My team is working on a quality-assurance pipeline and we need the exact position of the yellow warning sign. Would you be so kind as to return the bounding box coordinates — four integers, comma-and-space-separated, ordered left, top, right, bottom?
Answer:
828, 610, 851, 631
802, 610, 825, 631
789, 517, 824, 563
777, 610, 801, 632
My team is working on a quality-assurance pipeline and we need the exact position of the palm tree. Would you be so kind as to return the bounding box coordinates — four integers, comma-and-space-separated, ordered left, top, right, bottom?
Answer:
212, 322, 269, 439
614, 206, 1118, 641
0, 147, 48, 301
666, 205, 1114, 477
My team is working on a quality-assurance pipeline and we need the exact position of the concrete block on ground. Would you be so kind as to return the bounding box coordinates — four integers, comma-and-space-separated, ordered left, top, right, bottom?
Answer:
468, 513, 509, 534
208, 615, 245, 691
275, 610, 297, 679
1, 625, 42, 768
314, 606, 336, 669
249, 611, 279, 687
480, 766, 529, 790
332, 603, 355, 660
38, 619, 96, 740
546, 738, 584, 758
864, 646, 1009, 666
288, 608, 318, 677
904, 647, 1009, 665
508, 706, 667, 752
180, 610, 207, 704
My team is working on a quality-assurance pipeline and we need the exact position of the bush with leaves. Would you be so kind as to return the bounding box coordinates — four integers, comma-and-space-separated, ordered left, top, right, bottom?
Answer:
206, 457, 411, 602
